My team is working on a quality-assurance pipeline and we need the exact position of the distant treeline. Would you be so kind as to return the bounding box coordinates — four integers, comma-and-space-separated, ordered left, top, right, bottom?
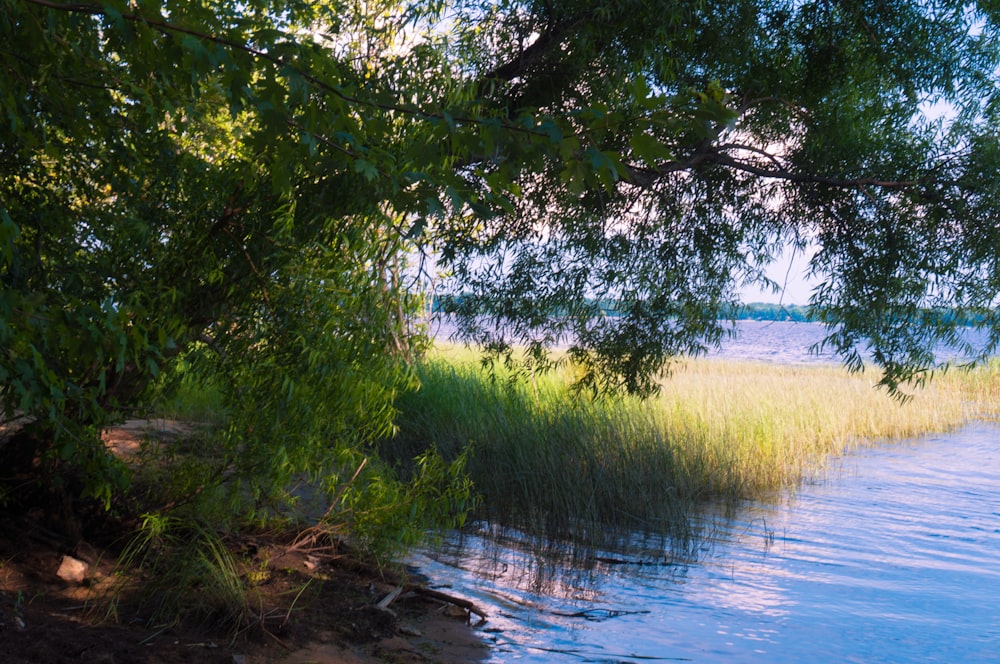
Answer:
727, 303, 814, 322
432, 296, 988, 325
724, 303, 989, 325
431, 295, 814, 322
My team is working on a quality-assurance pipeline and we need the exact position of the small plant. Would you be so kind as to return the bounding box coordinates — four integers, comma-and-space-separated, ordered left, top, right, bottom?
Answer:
13, 590, 24, 620
245, 557, 271, 586
99, 513, 249, 633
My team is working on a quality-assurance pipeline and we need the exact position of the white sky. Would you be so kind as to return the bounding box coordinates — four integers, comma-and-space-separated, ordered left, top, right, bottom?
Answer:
739, 243, 818, 305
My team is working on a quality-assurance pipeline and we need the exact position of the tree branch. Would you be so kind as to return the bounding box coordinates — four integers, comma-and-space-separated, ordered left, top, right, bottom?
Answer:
622, 146, 916, 191
716, 141, 791, 171
23, 1, 923, 197
481, 12, 566, 82
22, 0, 551, 140
709, 151, 916, 189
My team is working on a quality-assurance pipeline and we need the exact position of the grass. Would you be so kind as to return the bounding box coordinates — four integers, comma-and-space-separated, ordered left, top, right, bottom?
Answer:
148, 341, 1000, 546
150, 350, 229, 424
385, 344, 1000, 543
98, 513, 250, 632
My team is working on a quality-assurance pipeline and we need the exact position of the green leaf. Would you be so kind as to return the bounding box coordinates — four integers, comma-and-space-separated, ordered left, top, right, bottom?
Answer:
101, 2, 125, 31
353, 159, 379, 181
629, 132, 673, 166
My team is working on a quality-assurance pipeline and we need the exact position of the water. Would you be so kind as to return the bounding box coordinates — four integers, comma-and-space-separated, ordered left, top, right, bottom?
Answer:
429, 317, 837, 365
432, 317, 986, 366
412, 320, 1000, 663
709, 320, 834, 364
415, 426, 1000, 662
713, 320, 989, 365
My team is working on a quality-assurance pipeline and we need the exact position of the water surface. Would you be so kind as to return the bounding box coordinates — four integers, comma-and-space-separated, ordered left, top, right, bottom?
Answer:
414, 424, 1000, 662
432, 317, 987, 366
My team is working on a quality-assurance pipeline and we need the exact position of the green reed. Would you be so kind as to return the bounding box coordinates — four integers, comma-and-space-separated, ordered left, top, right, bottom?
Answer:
386, 346, 1000, 542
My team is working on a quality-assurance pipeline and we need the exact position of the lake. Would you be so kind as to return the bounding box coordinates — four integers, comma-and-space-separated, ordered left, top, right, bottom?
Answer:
414, 320, 1000, 663
431, 317, 988, 366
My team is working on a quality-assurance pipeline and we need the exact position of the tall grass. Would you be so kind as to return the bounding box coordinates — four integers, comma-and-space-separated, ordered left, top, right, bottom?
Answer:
150, 350, 228, 424
386, 346, 1000, 542
98, 513, 250, 633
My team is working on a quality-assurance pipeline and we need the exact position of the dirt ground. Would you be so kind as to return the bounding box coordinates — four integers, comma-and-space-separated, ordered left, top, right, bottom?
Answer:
0, 537, 492, 663
0, 420, 493, 664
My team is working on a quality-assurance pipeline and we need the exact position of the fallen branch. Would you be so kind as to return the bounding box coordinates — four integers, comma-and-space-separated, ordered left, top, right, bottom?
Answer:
279, 458, 369, 559
550, 608, 651, 620
409, 585, 489, 624
377, 583, 489, 624
376, 586, 404, 612
591, 555, 652, 566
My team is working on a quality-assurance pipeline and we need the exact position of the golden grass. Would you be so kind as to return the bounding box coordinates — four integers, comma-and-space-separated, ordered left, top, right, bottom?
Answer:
386, 344, 1000, 542
648, 358, 997, 493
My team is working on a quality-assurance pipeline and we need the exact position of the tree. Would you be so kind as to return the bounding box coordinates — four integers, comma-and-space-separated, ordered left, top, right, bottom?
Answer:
2, 0, 999, 513
434, 0, 1000, 396
0, 0, 457, 522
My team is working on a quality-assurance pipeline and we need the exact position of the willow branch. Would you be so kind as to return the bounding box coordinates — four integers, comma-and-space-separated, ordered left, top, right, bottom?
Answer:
709, 151, 916, 189
623, 148, 916, 191
23, 0, 551, 140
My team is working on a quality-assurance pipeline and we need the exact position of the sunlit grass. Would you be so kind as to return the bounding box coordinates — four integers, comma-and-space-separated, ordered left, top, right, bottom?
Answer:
386, 344, 1000, 541
150, 352, 228, 424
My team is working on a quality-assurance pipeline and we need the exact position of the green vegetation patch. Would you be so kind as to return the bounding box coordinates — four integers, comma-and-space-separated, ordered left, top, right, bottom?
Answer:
386, 346, 1000, 544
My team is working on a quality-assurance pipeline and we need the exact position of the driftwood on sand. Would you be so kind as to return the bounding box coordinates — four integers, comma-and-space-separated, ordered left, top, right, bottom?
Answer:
378, 584, 489, 625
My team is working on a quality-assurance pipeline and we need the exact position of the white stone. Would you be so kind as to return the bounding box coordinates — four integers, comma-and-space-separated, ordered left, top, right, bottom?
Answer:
56, 555, 88, 584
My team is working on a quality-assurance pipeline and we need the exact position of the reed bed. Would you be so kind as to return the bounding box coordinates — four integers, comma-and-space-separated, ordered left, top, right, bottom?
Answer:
386, 345, 1000, 541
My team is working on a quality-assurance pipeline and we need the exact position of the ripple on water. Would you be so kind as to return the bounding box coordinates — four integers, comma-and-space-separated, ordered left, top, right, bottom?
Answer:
414, 424, 1000, 663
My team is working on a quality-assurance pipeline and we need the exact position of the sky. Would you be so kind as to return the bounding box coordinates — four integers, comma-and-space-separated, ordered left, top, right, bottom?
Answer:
739, 244, 818, 305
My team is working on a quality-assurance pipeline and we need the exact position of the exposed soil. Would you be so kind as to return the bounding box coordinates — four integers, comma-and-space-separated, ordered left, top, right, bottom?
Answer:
0, 420, 492, 664
0, 534, 493, 663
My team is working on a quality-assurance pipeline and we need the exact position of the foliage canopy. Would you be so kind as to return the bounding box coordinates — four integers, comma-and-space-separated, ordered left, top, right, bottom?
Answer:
3, 0, 1000, 513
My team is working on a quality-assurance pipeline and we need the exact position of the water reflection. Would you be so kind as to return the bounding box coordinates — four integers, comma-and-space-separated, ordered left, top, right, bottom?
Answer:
428, 523, 702, 600
414, 425, 1000, 663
